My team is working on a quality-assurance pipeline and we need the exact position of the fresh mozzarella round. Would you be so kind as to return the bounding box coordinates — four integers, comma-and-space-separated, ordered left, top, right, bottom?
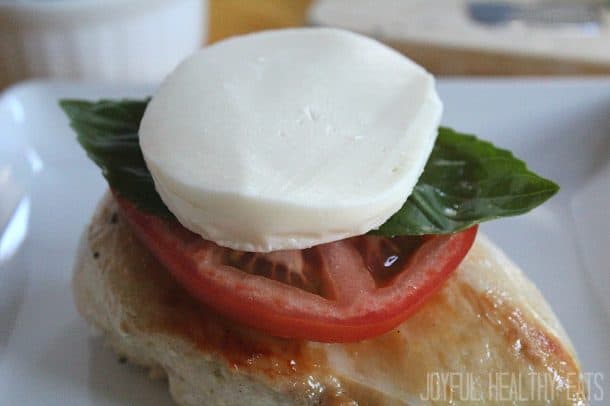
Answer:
140, 28, 442, 252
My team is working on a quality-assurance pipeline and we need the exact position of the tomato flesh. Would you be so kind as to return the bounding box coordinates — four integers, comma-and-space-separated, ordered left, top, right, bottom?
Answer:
117, 196, 477, 343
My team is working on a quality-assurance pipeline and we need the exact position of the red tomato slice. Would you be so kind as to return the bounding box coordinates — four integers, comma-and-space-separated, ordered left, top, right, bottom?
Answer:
116, 196, 477, 343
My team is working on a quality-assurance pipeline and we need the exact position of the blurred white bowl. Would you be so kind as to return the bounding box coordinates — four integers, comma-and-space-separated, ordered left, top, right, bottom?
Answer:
0, 0, 206, 88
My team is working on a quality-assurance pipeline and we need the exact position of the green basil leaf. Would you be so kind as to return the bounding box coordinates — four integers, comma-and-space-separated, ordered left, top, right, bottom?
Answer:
372, 127, 559, 235
60, 98, 174, 218
61, 99, 559, 235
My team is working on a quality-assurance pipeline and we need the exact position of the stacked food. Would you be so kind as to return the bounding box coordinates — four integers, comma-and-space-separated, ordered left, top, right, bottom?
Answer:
62, 28, 585, 405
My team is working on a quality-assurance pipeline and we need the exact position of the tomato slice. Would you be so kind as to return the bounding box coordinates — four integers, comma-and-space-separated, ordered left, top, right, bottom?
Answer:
116, 196, 477, 343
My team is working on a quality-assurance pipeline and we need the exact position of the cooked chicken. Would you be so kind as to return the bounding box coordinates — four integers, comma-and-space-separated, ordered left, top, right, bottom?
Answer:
73, 194, 586, 405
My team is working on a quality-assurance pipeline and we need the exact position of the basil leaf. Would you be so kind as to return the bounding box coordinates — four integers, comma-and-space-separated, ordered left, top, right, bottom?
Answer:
372, 127, 559, 235
61, 99, 559, 235
60, 98, 174, 218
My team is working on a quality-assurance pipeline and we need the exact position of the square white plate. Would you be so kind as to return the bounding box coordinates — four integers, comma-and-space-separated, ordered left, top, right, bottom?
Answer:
0, 79, 608, 405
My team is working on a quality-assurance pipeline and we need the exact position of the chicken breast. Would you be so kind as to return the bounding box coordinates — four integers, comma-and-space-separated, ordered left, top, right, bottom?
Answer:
72, 193, 587, 405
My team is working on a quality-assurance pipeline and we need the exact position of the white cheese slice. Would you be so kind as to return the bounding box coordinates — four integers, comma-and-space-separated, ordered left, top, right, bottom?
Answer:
140, 28, 442, 252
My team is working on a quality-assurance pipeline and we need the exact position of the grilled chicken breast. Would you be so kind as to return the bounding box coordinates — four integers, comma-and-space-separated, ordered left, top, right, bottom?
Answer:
73, 193, 586, 405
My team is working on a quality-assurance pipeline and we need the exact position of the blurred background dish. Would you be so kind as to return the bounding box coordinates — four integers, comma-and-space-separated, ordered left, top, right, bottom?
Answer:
308, 0, 610, 75
467, 0, 605, 26
0, 0, 205, 88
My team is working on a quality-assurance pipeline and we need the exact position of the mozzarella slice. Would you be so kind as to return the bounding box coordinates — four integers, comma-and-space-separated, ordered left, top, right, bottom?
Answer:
140, 28, 442, 252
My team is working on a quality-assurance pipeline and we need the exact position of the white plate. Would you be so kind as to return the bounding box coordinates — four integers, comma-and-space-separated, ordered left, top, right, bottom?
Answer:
0, 79, 608, 405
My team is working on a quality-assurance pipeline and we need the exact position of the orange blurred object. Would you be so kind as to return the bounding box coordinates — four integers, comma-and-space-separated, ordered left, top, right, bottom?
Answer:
209, 0, 312, 43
